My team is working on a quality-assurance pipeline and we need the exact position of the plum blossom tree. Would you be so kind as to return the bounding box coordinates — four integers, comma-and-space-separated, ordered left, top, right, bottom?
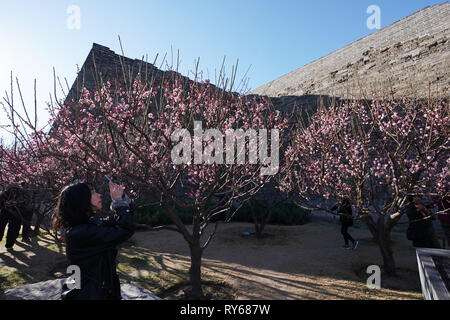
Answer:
281, 95, 449, 274
0, 76, 82, 237
0, 140, 78, 237
41, 65, 290, 297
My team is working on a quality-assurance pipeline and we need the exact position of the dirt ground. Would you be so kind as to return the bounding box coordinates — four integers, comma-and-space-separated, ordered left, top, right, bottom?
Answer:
0, 216, 425, 300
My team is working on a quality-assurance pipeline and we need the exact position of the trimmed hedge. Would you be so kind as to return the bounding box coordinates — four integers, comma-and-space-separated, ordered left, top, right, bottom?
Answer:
231, 200, 311, 225
133, 202, 194, 226
132, 197, 311, 226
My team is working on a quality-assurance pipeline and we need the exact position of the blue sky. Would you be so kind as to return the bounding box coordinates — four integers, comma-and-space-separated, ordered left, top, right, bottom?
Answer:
0, 0, 445, 137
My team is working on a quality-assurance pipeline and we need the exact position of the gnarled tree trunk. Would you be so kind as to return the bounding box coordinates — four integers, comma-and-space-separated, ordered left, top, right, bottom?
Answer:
361, 213, 396, 275
376, 215, 396, 275
162, 201, 205, 298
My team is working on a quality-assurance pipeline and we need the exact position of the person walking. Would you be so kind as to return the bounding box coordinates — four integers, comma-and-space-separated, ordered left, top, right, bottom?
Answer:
332, 198, 358, 249
406, 195, 441, 249
0, 185, 31, 252
52, 180, 135, 300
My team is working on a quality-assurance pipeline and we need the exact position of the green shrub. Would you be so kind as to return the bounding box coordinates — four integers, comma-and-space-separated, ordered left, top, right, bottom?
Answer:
133, 202, 194, 225
132, 197, 220, 225
132, 197, 310, 226
231, 200, 311, 225
271, 202, 311, 225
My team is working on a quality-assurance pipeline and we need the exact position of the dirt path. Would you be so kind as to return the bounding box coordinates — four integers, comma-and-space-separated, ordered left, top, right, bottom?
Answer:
0, 218, 423, 300
128, 219, 422, 299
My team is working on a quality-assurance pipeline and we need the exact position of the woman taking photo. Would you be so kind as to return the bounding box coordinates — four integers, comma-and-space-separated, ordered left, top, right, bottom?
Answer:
52, 181, 135, 300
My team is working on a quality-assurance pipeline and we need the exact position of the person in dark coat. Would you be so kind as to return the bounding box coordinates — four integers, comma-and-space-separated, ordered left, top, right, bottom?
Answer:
331, 198, 358, 249
19, 183, 33, 243
406, 195, 440, 249
0, 185, 31, 251
433, 189, 450, 247
20, 208, 33, 243
52, 181, 135, 300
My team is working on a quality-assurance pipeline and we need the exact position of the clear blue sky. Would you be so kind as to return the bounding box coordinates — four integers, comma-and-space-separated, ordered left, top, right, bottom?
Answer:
0, 0, 446, 137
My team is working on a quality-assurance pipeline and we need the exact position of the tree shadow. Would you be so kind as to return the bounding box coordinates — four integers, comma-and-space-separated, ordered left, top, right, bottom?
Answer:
0, 234, 69, 297
127, 222, 421, 299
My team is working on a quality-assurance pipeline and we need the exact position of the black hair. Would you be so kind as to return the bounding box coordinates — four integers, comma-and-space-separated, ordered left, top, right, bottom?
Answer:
52, 182, 93, 230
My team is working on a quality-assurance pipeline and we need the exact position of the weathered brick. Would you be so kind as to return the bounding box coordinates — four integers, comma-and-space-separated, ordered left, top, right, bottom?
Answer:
250, 3, 450, 99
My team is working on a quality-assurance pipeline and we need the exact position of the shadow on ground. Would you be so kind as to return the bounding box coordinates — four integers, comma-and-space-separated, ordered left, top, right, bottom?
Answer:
0, 233, 68, 298
0, 220, 424, 300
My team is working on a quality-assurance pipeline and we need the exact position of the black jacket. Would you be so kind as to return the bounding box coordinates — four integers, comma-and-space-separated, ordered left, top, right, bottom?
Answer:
64, 201, 135, 300
405, 202, 432, 230
331, 202, 353, 226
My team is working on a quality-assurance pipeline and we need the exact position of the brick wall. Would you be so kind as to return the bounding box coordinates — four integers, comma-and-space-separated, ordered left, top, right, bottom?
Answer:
65, 43, 177, 103
250, 2, 450, 99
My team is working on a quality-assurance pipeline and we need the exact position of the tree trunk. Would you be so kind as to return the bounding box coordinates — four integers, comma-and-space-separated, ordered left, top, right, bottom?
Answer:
254, 222, 263, 238
378, 235, 396, 275
360, 214, 378, 241
189, 240, 203, 298
376, 215, 396, 275
187, 212, 204, 298
252, 213, 263, 239
250, 199, 263, 238
250, 198, 273, 239
256, 228, 263, 239
162, 201, 205, 298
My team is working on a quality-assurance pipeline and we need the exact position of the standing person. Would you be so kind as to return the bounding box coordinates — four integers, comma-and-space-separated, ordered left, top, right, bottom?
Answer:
52, 181, 135, 300
0, 185, 30, 252
20, 209, 33, 243
433, 191, 450, 247
331, 198, 358, 249
19, 184, 33, 243
406, 195, 441, 249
